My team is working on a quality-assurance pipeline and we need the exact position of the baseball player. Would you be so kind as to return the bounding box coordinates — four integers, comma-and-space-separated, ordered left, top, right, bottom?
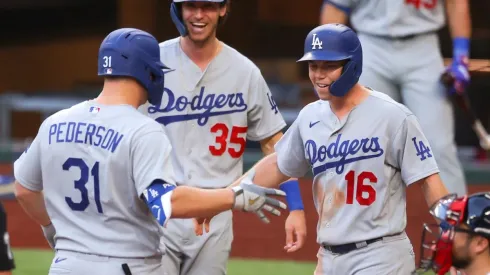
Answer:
140, 1, 307, 274
13, 28, 287, 275
0, 201, 14, 275
320, 0, 471, 196
229, 23, 451, 275
417, 192, 490, 275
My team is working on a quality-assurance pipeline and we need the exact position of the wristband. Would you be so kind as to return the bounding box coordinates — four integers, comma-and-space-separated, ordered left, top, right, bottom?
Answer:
453, 37, 470, 60
280, 180, 304, 211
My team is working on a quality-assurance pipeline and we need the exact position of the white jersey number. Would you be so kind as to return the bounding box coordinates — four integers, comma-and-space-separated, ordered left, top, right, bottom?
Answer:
102, 56, 112, 68
209, 123, 247, 158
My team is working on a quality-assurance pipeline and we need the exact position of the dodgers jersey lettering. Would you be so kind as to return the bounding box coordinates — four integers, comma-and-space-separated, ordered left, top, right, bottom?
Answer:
14, 101, 177, 257
328, 0, 446, 37
141, 38, 286, 188
274, 90, 439, 245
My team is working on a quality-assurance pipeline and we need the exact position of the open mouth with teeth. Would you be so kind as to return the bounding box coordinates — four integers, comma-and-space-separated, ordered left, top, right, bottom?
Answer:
190, 22, 207, 29
317, 83, 330, 88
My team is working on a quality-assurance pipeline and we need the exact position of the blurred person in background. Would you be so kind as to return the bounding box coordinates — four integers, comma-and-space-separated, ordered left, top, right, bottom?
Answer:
0, 176, 15, 275
320, 0, 472, 197
417, 192, 490, 275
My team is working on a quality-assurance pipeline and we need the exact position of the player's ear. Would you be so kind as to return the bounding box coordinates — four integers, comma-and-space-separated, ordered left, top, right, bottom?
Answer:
219, 1, 229, 18
473, 235, 490, 255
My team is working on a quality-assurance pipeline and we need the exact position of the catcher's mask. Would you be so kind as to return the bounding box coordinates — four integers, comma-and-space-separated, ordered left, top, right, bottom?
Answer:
417, 192, 490, 275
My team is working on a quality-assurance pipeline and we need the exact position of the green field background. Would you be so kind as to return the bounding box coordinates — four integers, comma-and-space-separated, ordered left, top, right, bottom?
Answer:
13, 249, 318, 275
12, 249, 438, 275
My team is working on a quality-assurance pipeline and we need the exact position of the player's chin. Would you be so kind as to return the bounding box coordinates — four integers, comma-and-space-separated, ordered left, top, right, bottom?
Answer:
316, 90, 332, 101
188, 27, 216, 43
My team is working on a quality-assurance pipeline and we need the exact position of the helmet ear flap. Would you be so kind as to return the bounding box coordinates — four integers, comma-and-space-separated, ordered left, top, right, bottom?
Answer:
329, 59, 361, 97
170, 2, 187, 36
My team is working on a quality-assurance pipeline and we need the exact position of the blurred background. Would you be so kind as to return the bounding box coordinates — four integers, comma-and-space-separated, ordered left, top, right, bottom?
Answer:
0, 0, 489, 274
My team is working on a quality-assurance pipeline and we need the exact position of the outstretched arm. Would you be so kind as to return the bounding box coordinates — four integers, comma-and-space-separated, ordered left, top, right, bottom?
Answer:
260, 133, 306, 253
142, 177, 287, 228
231, 153, 290, 189
168, 185, 235, 219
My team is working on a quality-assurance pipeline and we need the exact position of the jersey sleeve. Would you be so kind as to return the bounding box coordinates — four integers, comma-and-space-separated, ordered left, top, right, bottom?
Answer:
274, 116, 310, 178
131, 126, 177, 197
246, 68, 287, 141
14, 127, 44, 192
390, 115, 440, 186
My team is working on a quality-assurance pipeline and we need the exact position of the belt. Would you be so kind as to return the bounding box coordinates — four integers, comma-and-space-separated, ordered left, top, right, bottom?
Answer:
389, 34, 418, 41
361, 31, 435, 41
322, 232, 405, 255
322, 237, 383, 255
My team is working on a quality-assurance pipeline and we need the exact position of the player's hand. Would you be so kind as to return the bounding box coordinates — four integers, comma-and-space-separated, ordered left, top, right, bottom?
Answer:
193, 217, 211, 236
442, 56, 470, 96
449, 267, 467, 275
231, 169, 287, 223
41, 223, 56, 249
284, 210, 306, 253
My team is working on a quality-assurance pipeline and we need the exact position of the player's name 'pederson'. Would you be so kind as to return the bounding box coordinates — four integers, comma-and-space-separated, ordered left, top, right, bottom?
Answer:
48, 122, 124, 153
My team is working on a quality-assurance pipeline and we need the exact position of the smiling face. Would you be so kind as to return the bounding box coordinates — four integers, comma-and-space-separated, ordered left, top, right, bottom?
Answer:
181, 1, 227, 44
308, 60, 346, 100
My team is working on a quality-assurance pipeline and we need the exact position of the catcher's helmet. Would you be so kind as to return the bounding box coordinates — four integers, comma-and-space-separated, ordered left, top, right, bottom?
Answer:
170, 0, 227, 37
98, 28, 169, 106
418, 192, 490, 275
297, 24, 362, 97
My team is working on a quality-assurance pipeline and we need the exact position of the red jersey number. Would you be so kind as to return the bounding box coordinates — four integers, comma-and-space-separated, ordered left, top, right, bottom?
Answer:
209, 123, 247, 158
405, 0, 437, 10
345, 170, 377, 206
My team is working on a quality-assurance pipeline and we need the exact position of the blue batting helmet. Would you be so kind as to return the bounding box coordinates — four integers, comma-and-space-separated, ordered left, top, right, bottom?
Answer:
297, 24, 362, 97
97, 28, 169, 106
170, 0, 227, 36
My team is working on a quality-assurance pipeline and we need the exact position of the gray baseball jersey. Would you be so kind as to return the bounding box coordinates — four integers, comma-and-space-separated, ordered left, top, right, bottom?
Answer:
328, 0, 446, 37
14, 100, 177, 258
275, 90, 439, 245
139, 37, 286, 275
141, 37, 286, 189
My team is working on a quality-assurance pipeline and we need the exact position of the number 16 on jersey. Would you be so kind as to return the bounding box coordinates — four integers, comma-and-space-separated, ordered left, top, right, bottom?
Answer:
345, 170, 377, 206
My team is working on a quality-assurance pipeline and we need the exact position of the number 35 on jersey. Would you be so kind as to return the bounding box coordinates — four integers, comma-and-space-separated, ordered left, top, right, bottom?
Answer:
209, 123, 248, 158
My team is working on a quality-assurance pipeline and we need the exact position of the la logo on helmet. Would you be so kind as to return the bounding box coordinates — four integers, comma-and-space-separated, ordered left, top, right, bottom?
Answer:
312, 33, 323, 50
